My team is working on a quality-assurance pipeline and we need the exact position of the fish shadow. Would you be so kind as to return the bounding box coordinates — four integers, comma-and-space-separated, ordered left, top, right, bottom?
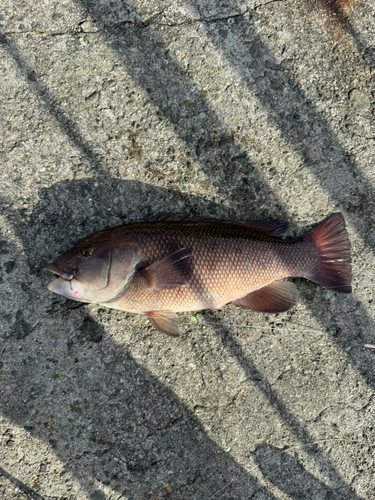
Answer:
2, 4, 375, 492
0, 177, 370, 499
1, 179, 283, 499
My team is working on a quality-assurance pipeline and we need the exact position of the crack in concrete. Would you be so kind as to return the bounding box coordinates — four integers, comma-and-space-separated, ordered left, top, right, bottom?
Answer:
308, 393, 375, 422
0, 1, 287, 37
254, 0, 287, 9
158, 12, 248, 27
1, 28, 96, 36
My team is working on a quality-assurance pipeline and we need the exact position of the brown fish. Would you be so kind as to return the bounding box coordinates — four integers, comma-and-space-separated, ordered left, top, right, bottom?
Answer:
46, 213, 351, 337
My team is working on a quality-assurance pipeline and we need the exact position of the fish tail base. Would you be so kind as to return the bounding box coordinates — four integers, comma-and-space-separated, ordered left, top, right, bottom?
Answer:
303, 213, 352, 293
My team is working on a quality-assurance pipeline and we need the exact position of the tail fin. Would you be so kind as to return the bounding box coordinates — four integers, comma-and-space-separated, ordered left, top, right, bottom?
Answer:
303, 213, 351, 293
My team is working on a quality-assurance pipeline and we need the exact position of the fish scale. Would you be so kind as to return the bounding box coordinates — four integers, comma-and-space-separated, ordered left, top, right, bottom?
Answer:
46, 213, 351, 337
108, 225, 311, 312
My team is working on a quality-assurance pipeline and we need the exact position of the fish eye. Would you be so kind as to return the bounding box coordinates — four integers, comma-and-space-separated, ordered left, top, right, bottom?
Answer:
81, 246, 94, 257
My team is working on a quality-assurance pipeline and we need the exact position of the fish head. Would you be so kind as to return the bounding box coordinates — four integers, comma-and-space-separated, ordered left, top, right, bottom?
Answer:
46, 233, 140, 303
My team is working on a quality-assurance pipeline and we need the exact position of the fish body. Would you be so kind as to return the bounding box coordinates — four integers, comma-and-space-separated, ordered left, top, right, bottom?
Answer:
46, 213, 351, 336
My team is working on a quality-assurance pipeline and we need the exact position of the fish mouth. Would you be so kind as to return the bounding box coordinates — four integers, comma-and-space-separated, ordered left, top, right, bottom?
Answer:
45, 262, 74, 281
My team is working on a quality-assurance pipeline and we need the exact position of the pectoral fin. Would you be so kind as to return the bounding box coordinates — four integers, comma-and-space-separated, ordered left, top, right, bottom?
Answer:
140, 248, 192, 290
233, 281, 298, 313
145, 310, 180, 337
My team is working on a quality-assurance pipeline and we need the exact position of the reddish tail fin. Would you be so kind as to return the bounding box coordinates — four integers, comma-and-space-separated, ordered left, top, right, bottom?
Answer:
303, 213, 351, 293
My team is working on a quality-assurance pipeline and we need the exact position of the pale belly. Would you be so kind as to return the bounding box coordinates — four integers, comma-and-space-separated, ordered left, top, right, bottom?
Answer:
99, 272, 286, 314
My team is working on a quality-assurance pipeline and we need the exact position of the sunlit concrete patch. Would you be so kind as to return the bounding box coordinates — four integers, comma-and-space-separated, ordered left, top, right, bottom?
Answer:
2, 29, 222, 203
0, 39, 81, 194
145, 20, 338, 220
0, 418, 90, 499
1, 0, 375, 498
0, 0, 85, 34
145, 0, 375, 251
0, 213, 25, 255
105, 297, 372, 499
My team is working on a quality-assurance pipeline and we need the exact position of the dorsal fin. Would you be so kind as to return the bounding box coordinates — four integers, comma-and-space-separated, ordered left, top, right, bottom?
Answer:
144, 213, 288, 237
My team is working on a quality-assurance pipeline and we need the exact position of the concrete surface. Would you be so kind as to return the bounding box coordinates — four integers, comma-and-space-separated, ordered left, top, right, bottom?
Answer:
1, 0, 375, 498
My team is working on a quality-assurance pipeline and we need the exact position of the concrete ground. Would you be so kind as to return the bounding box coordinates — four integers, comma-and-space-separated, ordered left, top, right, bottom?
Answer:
1, 0, 375, 498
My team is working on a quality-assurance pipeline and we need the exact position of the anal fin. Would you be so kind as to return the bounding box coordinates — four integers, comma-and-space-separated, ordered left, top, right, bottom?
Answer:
145, 310, 180, 337
233, 281, 298, 313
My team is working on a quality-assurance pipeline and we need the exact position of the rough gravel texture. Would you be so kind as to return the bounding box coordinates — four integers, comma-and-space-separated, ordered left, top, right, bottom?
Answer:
1, 0, 375, 499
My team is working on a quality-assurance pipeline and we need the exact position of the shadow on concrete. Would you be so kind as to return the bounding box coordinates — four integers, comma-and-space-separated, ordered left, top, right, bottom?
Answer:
76, 0, 293, 221
0, 181, 284, 500
0, 24, 289, 221
0, 35, 105, 177
181, 0, 375, 250
0, 178, 366, 499
1, 1, 374, 496
204, 311, 362, 500
254, 443, 351, 499
0, 466, 44, 500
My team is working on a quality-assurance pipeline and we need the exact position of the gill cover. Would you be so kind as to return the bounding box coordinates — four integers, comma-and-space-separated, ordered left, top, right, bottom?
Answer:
75, 241, 113, 291
47, 241, 140, 303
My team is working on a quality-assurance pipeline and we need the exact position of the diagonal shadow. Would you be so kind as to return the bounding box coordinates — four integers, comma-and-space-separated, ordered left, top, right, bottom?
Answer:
0, 467, 44, 500
0, 320, 279, 500
0, 34, 104, 176
63, 0, 291, 222
327, 5, 375, 70
254, 443, 353, 499
0, 181, 285, 500
1, 6, 374, 497
0, 21, 294, 225
346, 25, 375, 70
181, 0, 375, 252
205, 312, 363, 499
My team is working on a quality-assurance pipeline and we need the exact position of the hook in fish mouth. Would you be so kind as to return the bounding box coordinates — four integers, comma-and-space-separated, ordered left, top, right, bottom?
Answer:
45, 262, 74, 281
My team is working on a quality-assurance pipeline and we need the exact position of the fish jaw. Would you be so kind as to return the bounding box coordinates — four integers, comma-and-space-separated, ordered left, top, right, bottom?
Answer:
45, 262, 73, 280
47, 277, 83, 301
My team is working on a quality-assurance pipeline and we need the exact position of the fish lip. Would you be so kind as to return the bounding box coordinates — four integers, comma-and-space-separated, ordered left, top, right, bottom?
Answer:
45, 262, 74, 281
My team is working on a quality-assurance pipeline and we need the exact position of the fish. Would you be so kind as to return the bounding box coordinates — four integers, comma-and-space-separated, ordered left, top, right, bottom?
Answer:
46, 213, 351, 337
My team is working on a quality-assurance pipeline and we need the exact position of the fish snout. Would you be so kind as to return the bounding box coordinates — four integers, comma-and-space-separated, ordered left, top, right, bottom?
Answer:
45, 262, 74, 280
